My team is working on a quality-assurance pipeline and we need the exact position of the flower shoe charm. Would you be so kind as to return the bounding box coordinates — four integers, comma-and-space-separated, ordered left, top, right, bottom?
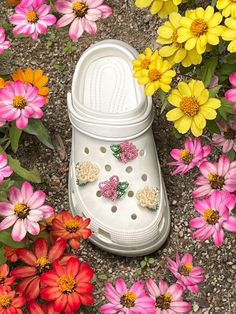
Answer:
76, 161, 99, 186
99, 175, 129, 201
136, 186, 159, 211
110, 141, 138, 163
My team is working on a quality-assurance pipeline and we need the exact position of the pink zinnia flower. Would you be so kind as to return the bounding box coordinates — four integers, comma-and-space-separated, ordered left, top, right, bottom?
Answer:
9, 0, 56, 40
0, 154, 13, 183
225, 72, 236, 112
146, 278, 192, 313
190, 190, 236, 246
0, 26, 11, 54
55, 0, 113, 41
169, 138, 211, 175
192, 155, 236, 198
167, 253, 205, 293
212, 119, 236, 153
0, 81, 46, 129
0, 181, 54, 241
99, 278, 155, 313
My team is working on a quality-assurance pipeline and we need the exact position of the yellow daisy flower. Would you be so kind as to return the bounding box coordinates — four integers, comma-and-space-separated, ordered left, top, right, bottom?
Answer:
166, 80, 221, 137
222, 17, 236, 52
132, 48, 159, 78
0, 78, 5, 88
217, 0, 236, 17
12, 68, 49, 102
135, 0, 187, 18
177, 6, 224, 55
157, 12, 202, 67
137, 55, 176, 96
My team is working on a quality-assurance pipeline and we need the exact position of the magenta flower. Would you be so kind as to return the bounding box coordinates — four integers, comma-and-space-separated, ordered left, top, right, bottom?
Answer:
225, 72, 236, 112
0, 26, 11, 54
192, 155, 236, 198
99, 278, 155, 313
0, 81, 46, 129
169, 138, 211, 175
0, 154, 13, 183
55, 0, 113, 41
212, 119, 236, 153
9, 0, 56, 40
190, 190, 236, 247
167, 253, 205, 293
99, 175, 129, 201
146, 278, 192, 313
0, 181, 54, 241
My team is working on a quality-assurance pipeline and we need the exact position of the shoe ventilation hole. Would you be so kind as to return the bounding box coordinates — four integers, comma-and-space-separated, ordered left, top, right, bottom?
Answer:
139, 149, 145, 157
84, 147, 89, 154
111, 206, 117, 213
100, 146, 106, 153
142, 174, 147, 181
128, 191, 134, 197
126, 166, 133, 173
105, 165, 111, 171
131, 214, 137, 220
96, 190, 101, 197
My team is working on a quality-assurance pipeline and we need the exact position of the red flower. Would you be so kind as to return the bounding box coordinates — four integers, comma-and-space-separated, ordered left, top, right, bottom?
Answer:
3, 245, 18, 263
0, 286, 25, 313
51, 211, 91, 249
11, 238, 67, 300
27, 300, 60, 314
0, 264, 14, 288
41, 256, 94, 313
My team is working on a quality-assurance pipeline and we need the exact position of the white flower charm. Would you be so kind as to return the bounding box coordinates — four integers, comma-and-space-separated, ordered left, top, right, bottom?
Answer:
136, 186, 159, 211
76, 161, 100, 186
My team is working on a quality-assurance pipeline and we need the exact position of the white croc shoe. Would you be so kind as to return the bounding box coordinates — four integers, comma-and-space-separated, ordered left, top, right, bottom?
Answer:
68, 39, 170, 257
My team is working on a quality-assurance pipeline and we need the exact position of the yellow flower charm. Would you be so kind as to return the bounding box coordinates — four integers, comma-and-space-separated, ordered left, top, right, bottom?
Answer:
222, 17, 236, 52
217, 0, 236, 17
132, 48, 158, 78
12, 68, 49, 102
135, 0, 187, 18
157, 12, 202, 67
177, 6, 224, 55
136, 186, 159, 210
135, 52, 176, 96
166, 80, 221, 137
76, 161, 100, 186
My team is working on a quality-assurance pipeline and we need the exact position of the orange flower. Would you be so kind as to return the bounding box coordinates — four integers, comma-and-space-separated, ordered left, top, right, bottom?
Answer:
3, 245, 18, 263
51, 211, 92, 249
12, 68, 49, 102
0, 78, 5, 89
6, 0, 20, 5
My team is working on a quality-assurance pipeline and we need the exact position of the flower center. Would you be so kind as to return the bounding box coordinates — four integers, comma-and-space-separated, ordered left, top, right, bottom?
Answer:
208, 173, 225, 190
148, 69, 161, 81
14, 203, 29, 219
120, 291, 137, 308
140, 58, 150, 69
156, 293, 172, 310
0, 295, 12, 309
36, 257, 51, 274
178, 262, 193, 276
73, 1, 88, 17
26, 10, 38, 23
58, 275, 76, 294
203, 208, 220, 225
180, 96, 199, 117
223, 127, 235, 140
180, 149, 193, 164
13, 95, 26, 109
191, 18, 208, 37
65, 219, 80, 233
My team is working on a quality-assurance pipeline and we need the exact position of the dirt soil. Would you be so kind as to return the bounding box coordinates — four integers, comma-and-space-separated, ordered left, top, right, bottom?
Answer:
1, 1, 236, 313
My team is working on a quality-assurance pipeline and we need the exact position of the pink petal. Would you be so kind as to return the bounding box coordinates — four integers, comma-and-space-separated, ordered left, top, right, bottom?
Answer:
11, 219, 27, 241
130, 281, 145, 298
115, 279, 127, 295
159, 279, 169, 295
199, 160, 216, 178
55, 0, 73, 14
217, 155, 230, 176
229, 72, 236, 87
82, 18, 97, 34
16, 114, 29, 129
9, 186, 23, 204
56, 13, 75, 28
0, 154, 7, 168
28, 190, 46, 209
69, 18, 84, 40
213, 228, 224, 246
145, 278, 160, 298
225, 88, 236, 102
192, 185, 212, 198
189, 216, 206, 228
25, 220, 40, 235
0, 215, 17, 230
223, 216, 236, 232
98, 5, 113, 19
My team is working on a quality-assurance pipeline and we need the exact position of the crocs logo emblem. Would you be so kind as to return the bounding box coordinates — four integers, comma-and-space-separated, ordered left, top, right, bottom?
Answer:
110, 141, 138, 163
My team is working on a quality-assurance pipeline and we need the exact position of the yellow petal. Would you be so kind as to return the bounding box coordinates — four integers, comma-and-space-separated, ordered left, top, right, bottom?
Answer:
175, 115, 192, 134
185, 37, 197, 51
166, 108, 184, 121
199, 107, 217, 119
135, 0, 153, 8
168, 90, 182, 106
34, 69, 43, 84
202, 98, 221, 109
191, 120, 203, 137
178, 81, 192, 97
193, 113, 206, 129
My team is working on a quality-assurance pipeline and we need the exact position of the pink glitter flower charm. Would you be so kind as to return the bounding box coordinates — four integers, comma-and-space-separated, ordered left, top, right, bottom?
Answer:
99, 175, 129, 201
110, 141, 139, 163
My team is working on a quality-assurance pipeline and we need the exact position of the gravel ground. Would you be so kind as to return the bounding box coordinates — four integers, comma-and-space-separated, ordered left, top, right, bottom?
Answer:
1, 1, 236, 313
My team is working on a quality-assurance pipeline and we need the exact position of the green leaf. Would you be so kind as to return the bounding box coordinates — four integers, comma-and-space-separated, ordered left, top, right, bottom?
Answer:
227, 150, 235, 161
173, 128, 182, 139
209, 85, 222, 98
222, 53, 236, 64
200, 56, 218, 87
140, 260, 147, 268
218, 98, 233, 120
24, 119, 54, 149
97, 272, 108, 281
28, 231, 50, 242
9, 122, 22, 153
0, 247, 7, 265
206, 120, 220, 134
219, 63, 236, 83
148, 258, 155, 264
0, 230, 26, 248
211, 0, 216, 5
